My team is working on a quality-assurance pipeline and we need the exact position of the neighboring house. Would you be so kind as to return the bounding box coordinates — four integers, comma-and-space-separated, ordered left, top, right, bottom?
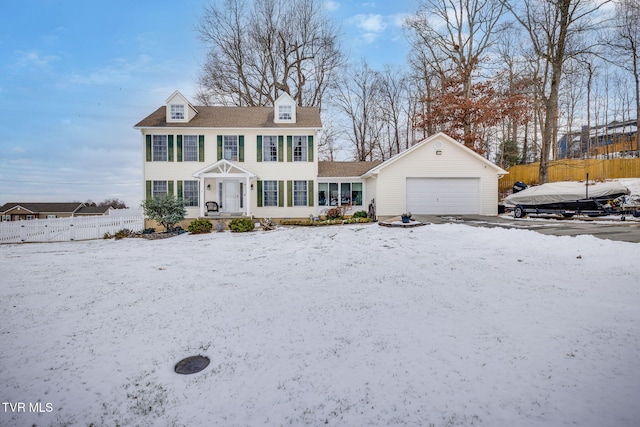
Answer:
0, 203, 111, 221
558, 120, 638, 159
135, 91, 507, 221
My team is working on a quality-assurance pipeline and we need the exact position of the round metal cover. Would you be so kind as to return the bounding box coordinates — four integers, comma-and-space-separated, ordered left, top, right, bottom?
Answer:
175, 355, 210, 375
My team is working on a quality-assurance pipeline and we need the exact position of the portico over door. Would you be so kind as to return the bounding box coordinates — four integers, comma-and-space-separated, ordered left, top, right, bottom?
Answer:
192, 159, 256, 217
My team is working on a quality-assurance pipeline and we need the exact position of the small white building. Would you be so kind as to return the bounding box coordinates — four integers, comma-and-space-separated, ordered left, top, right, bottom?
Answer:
363, 133, 508, 218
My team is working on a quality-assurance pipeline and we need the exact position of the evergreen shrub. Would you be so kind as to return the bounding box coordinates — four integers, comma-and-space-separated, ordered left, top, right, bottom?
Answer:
228, 218, 255, 232
187, 219, 213, 234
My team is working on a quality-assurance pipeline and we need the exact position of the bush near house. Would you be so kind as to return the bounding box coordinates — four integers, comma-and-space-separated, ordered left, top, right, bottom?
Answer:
352, 210, 368, 218
325, 207, 344, 220
187, 219, 213, 234
141, 195, 186, 232
228, 218, 255, 232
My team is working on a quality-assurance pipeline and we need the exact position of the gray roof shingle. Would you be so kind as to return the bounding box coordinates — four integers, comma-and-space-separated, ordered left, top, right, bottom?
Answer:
0, 202, 84, 214
318, 161, 382, 177
135, 106, 322, 129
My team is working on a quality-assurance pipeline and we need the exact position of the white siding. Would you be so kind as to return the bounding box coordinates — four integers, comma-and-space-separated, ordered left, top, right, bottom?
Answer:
374, 135, 501, 217
143, 129, 318, 218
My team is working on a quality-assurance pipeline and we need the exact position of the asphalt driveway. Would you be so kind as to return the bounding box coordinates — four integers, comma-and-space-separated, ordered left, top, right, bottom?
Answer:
412, 214, 640, 243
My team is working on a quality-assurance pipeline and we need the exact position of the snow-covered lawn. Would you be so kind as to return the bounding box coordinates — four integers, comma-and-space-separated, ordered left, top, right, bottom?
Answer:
1, 222, 639, 426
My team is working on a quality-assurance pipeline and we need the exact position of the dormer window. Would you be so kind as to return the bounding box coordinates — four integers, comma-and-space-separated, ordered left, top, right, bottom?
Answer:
278, 105, 292, 121
170, 104, 185, 120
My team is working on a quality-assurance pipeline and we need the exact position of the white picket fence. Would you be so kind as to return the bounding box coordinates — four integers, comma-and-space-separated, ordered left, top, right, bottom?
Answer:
0, 215, 145, 244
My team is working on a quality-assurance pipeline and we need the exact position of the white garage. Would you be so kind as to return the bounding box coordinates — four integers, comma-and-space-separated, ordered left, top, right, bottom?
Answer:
362, 133, 508, 219
406, 177, 480, 214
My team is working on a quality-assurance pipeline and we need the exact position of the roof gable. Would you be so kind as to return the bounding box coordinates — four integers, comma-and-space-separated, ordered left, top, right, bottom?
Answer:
274, 92, 297, 124
192, 159, 257, 178
365, 132, 507, 176
165, 90, 198, 123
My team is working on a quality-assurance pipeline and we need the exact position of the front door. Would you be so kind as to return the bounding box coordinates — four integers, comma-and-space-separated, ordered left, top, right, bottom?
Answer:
223, 180, 239, 212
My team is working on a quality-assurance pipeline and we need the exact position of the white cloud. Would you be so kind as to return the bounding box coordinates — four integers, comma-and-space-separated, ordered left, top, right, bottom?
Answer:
14, 50, 60, 68
361, 33, 379, 44
325, 0, 340, 11
390, 13, 409, 28
68, 55, 153, 86
350, 13, 387, 33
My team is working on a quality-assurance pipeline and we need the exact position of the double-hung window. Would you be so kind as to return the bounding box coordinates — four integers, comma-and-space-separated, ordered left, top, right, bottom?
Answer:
183, 180, 199, 207
278, 105, 292, 121
263, 180, 278, 207
183, 135, 198, 161
318, 182, 363, 206
171, 104, 184, 120
263, 136, 278, 162
152, 180, 168, 198
224, 136, 238, 161
152, 135, 168, 161
293, 136, 307, 161
293, 180, 308, 206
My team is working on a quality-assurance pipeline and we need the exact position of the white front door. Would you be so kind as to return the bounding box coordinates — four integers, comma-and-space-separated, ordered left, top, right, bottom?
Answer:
223, 180, 240, 212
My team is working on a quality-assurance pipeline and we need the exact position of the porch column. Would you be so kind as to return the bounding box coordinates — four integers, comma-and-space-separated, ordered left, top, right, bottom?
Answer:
245, 175, 252, 217
199, 176, 205, 217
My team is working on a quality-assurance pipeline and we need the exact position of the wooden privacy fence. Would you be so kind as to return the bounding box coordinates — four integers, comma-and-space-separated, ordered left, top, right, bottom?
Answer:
500, 158, 640, 193
0, 215, 144, 244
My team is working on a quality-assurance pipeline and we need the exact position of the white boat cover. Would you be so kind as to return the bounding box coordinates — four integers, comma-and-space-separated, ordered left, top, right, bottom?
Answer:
504, 181, 630, 206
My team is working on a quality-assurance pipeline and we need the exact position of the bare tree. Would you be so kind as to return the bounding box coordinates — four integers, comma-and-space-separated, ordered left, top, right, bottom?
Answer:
377, 66, 408, 158
317, 116, 342, 161
405, 0, 506, 146
503, 0, 612, 182
331, 61, 383, 161
196, 0, 343, 108
606, 0, 640, 155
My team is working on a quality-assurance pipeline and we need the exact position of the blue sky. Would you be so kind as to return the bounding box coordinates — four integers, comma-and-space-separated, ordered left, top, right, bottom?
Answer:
0, 0, 414, 208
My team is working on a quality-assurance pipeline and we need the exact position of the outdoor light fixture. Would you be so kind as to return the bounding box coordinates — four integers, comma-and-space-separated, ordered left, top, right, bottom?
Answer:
207, 184, 211, 190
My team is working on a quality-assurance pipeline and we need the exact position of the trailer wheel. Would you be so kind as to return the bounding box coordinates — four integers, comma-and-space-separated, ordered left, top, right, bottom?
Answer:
514, 205, 526, 219
633, 210, 640, 218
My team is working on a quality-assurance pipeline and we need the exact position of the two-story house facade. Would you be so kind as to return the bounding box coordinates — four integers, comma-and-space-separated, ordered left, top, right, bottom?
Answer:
135, 91, 322, 220
136, 91, 506, 223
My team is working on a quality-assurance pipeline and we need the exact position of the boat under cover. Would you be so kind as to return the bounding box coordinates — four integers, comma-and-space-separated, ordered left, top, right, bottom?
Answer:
504, 181, 630, 208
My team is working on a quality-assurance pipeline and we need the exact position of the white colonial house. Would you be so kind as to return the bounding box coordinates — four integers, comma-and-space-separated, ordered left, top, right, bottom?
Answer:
135, 91, 507, 222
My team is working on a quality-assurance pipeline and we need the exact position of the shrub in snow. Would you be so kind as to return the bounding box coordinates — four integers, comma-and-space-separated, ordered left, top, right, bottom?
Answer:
352, 210, 368, 218
141, 195, 186, 232
325, 207, 344, 219
187, 219, 213, 234
228, 218, 255, 232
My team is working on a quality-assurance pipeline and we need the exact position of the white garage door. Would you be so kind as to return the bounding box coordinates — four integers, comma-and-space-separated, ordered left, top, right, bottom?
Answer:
406, 177, 480, 214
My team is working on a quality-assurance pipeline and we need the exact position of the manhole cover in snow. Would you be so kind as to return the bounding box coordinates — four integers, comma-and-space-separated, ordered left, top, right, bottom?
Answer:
175, 356, 210, 375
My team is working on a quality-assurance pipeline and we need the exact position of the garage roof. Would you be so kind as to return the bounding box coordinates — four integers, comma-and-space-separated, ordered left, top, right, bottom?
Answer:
362, 132, 508, 177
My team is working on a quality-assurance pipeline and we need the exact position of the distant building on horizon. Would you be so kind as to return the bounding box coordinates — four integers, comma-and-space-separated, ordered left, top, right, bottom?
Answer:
558, 119, 638, 160
0, 202, 111, 221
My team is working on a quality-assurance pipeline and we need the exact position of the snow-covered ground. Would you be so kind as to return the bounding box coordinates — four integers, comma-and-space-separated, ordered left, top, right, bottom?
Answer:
1, 217, 639, 426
